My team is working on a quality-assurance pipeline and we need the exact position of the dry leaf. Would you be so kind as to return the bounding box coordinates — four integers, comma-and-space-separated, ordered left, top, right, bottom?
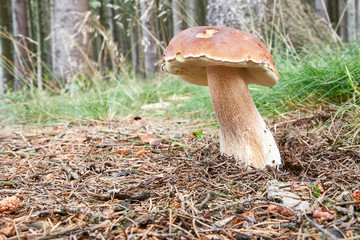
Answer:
0, 196, 21, 215
42, 173, 55, 182
103, 209, 115, 216
290, 182, 301, 191
312, 207, 336, 221
114, 148, 130, 155
226, 211, 257, 228
268, 204, 295, 217
76, 213, 88, 222
316, 183, 325, 193
140, 133, 153, 143
149, 138, 161, 146
353, 190, 360, 210
172, 200, 181, 209
140, 133, 161, 146
134, 149, 151, 157
0, 222, 15, 236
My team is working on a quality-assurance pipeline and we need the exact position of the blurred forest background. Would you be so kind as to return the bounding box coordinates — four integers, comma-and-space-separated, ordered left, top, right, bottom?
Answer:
0, 0, 359, 125
0, 0, 359, 93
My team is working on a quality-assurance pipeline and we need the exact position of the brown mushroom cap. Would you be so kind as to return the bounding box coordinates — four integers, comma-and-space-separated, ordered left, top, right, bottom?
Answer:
161, 26, 279, 87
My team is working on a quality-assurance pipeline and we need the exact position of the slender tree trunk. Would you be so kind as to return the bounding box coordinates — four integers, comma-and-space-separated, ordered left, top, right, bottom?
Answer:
130, 25, 138, 75
107, 0, 118, 73
172, 0, 183, 35
327, 0, 339, 27
0, 0, 12, 94
187, 0, 197, 27
114, 1, 127, 61
139, 0, 158, 78
107, 0, 116, 43
50, 0, 92, 80
42, 0, 52, 67
156, 0, 170, 45
346, 0, 356, 42
338, 0, 348, 41
198, 0, 207, 26
136, 1, 145, 78
314, 0, 330, 22
36, 0, 42, 89
12, 0, 29, 91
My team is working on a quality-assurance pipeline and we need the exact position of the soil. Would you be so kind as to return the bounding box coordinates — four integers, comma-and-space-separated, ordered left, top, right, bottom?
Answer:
0, 111, 359, 239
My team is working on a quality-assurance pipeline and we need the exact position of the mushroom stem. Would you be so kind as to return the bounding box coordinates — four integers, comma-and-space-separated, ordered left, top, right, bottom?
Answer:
206, 65, 281, 168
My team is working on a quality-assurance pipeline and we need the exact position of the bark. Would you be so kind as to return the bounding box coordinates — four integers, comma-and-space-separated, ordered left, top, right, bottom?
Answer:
42, 0, 52, 67
346, 0, 356, 42
12, 0, 29, 91
136, 1, 145, 78
266, 0, 338, 47
207, 0, 338, 47
155, 0, 170, 45
207, 0, 266, 37
50, 0, 92, 80
0, 0, 12, 94
187, 0, 197, 27
338, 0, 348, 41
107, 0, 116, 43
107, 0, 118, 73
314, 0, 330, 22
139, 0, 158, 78
36, 0, 42, 89
172, 0, 183, 35
198, 0, 207, 26
130, 25, 138, 75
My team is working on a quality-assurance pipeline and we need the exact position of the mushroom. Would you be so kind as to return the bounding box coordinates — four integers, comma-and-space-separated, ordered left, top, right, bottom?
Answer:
161, 26, 281, 169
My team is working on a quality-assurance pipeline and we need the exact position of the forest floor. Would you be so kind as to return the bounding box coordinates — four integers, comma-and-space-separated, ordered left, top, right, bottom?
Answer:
0, 111, 359, 239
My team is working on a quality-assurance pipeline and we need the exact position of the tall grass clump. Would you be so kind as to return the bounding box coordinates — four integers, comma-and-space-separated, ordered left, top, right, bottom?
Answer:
252, 42, 360, 114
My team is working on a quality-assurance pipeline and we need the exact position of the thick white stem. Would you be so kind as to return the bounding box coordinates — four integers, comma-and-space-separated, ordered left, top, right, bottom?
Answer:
206, 66, 281, 168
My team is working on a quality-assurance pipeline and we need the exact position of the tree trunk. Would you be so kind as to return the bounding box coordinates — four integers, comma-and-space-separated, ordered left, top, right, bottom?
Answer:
50, 0, 92, 80
338, 0, 348, 41
130, 25, 138, 75
107, 0, 116, 43
198, 0, 207, 26
139, 0, 158, 78
314, 0, 330, 22
172, 0, 183, 35
42, 0, 52, 67
0, 0, 13, 94
207, 0, 266, 37
187, 0, 197, 27
36, 0, 43, 90
346, 0, 356, 42
136, 1, 145, 78
12, 0, 29, 91
107, 0, 118, 73
207, 0, 338, 47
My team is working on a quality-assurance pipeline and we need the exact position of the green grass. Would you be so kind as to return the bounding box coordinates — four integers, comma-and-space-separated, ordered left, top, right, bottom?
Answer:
0, 75, 213, 125
252, 43, 360, 116
0, 43, 359, 129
